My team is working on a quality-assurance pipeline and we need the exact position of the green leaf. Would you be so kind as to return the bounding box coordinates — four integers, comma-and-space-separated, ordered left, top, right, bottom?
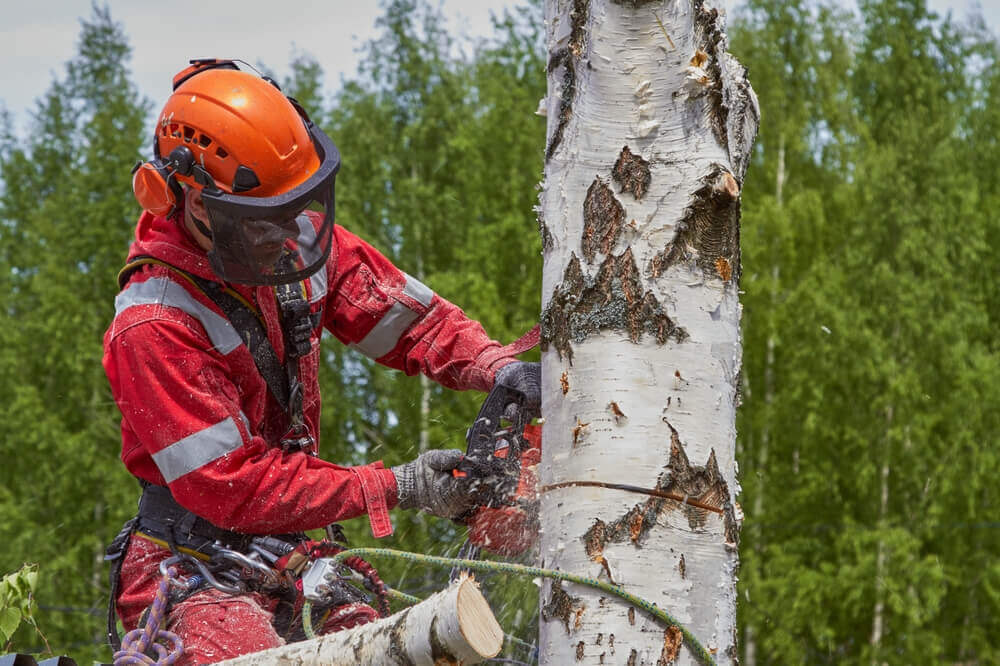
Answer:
0, 606, 21, 643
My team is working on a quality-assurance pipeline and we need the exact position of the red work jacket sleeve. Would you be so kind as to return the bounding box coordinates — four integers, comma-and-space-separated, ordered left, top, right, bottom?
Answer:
324, 226, 516, 392
104, 311, 397, 536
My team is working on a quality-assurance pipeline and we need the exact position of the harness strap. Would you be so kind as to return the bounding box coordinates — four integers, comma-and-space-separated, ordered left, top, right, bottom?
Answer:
119, 256, 296, 414
105, 516, 138, 651
136, 482, 254, 555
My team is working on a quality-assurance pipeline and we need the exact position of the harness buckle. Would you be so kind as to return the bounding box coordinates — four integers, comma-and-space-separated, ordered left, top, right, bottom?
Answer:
280, 419, 316, 455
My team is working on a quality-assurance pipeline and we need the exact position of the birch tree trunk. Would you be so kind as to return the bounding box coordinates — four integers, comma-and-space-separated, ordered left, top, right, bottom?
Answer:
537, 1, 757, 664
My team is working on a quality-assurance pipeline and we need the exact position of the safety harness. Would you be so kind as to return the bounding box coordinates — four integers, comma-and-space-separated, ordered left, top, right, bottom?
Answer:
117, 252, 320, 451
104, 252, 345, 651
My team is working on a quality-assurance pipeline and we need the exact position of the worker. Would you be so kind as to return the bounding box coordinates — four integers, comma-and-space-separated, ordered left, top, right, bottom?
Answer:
102, 59, 540, 664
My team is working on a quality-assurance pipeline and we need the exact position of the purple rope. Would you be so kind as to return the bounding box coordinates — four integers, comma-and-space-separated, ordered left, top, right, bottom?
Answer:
113, 566, 184, 666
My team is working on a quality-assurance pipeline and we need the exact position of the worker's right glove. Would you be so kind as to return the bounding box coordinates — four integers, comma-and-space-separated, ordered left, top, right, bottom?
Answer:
392, 449, 477, 520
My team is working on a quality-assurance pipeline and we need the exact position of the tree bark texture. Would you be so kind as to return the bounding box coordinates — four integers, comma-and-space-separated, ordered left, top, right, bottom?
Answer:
218, 576, 502, 666
537, 1, 757, 664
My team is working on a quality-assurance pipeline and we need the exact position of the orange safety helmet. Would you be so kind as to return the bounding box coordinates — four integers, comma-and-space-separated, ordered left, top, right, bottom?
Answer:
132, 59, 340, 286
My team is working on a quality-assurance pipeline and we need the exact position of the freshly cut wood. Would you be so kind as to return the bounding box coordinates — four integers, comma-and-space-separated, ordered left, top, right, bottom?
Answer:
218, 575, 502, 666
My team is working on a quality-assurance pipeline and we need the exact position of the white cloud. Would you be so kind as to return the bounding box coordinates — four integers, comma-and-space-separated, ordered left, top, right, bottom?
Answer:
1, 0, 517, 133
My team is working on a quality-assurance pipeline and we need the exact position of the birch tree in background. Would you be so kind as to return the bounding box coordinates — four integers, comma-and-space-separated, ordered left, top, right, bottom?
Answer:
537, 1, 757, 663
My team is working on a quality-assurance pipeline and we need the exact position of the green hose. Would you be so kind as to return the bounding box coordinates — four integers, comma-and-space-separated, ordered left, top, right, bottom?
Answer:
304, 547, 716, 665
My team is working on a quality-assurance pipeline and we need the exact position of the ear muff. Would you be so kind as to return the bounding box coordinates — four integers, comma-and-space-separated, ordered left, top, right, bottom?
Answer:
132, 146, 195, 217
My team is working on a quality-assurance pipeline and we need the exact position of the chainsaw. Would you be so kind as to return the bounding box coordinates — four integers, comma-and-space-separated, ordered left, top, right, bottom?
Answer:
452, 381, 533, 509
449, 384, 542, 573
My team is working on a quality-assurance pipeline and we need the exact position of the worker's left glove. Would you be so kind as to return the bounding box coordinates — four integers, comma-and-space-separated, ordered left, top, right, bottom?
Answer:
392, 449, 477, 520
493, 361, 541, 417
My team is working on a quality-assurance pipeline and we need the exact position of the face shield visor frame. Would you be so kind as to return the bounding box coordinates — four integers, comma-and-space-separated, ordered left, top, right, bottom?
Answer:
197, 123, 340, 286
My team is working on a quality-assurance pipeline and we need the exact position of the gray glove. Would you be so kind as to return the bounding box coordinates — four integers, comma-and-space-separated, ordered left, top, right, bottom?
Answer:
494, 361, 541, 415
392, 449, 476, 519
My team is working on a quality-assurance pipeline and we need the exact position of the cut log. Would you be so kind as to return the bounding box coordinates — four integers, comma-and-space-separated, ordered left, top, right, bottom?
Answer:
217, 575, 503, 666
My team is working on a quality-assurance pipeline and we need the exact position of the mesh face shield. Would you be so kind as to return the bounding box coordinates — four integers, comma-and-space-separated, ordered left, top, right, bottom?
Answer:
198, 123, 340, 286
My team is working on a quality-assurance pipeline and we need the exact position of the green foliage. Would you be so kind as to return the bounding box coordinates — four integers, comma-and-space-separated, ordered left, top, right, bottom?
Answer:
733, 0, 1000, 662
0, 4, 149, 661
0, 564, 41, 647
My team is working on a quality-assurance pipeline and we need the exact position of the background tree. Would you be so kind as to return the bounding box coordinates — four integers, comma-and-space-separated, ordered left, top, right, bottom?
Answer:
733, 0, 1000, 662
0, 6, 150, 661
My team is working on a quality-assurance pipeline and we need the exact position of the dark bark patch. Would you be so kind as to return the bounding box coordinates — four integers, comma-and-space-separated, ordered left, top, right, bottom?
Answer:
612, 146, 651, 200
576, 641, 586, 660
678, 553, 686, 579
628, 607, 636, 625
545, 0, 589, 162
546, 50, 575, 162
539, 216, 554, 253
429, 616, 459, 664
658, 626, 684, 665
542, 251, 688, 363
582, 518, 616, 582
542, 580, 586, 635
692, 0, 728, 148
627, 648, 638, 666
582, 177, 625, 261
648, 165, 741, 283
582, 422, 739, 552
388, 609, 416, 666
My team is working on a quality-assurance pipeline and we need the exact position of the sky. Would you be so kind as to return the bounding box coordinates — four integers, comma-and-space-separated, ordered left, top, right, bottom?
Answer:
0, 0, 997, 136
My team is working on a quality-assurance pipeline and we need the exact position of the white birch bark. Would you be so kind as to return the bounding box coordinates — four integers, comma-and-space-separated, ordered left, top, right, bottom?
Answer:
218, 576, 502, 666
536, 1, 757, 664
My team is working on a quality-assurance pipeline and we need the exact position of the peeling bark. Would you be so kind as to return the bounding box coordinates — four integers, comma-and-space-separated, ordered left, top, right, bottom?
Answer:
545, 0, 589, 161
540, 217, 555, 253
542, 580, 587, 635
612, 146, 652, 201
581, 423, 738, 557
541, 250, 688, 362
582, 178, 626, 261
648, 166, 741, 282
659, 625, 684, 665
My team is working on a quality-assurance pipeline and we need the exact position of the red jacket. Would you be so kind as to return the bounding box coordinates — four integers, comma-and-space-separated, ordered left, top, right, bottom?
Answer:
103, 211, 516, 538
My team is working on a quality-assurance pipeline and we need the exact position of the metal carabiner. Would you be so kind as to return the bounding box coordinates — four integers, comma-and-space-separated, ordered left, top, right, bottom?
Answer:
158, 553, 244, 595
158, 554, 187, 585
211, 547, 277, 584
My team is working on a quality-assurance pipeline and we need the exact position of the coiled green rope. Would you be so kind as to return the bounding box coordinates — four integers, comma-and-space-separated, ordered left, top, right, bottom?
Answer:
304, 547, 715, 665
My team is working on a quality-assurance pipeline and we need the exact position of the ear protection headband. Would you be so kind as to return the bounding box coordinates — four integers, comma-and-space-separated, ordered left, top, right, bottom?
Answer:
131, 59, 283, 217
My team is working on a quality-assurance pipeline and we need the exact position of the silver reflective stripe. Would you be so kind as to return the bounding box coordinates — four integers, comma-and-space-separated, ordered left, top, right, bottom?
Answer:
352, 302, 420, 359
350, 274, 435, 359
403, 273, 433, 307
115, 277, 242, 354
296, 214, 328, 303
151, 416, 244, 483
